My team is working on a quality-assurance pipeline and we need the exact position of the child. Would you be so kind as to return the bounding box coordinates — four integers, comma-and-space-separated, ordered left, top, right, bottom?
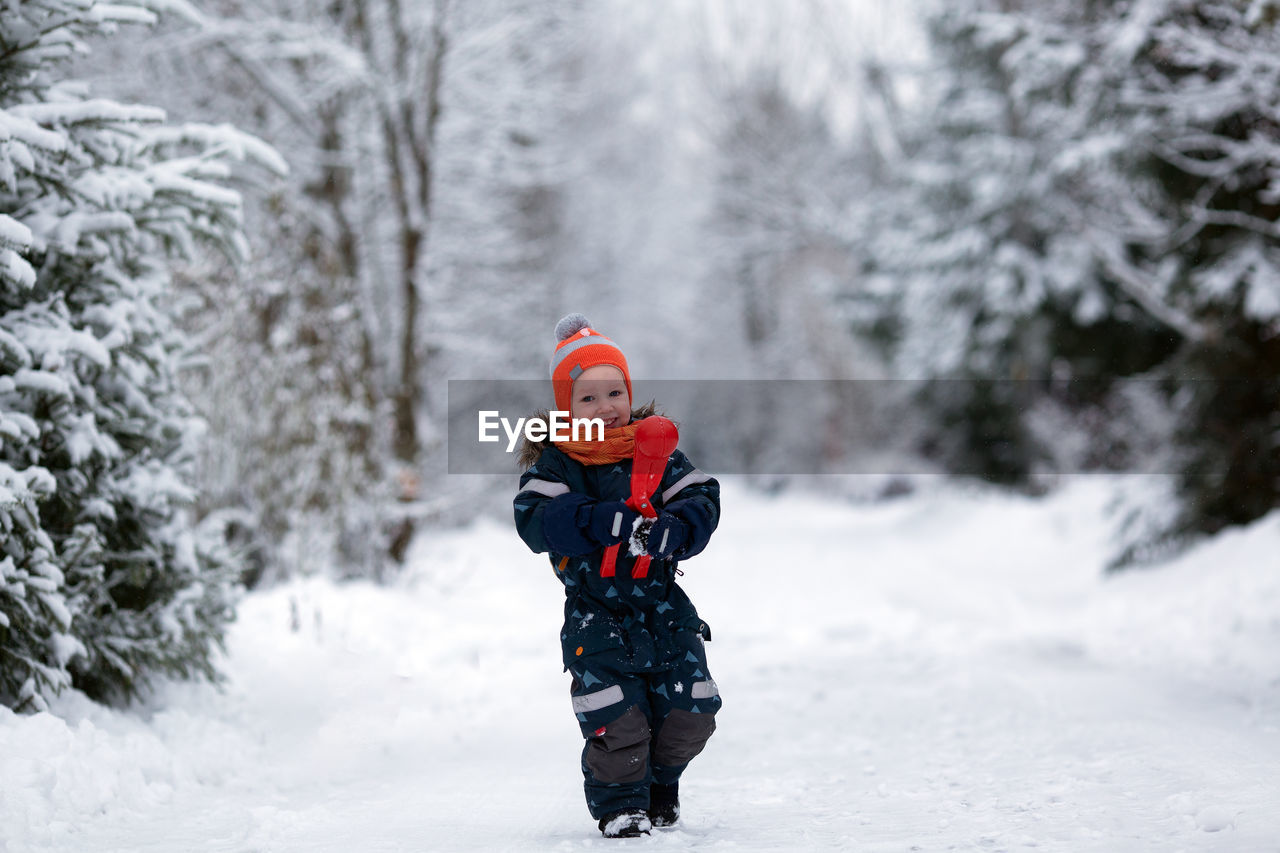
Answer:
514, 314, 722, 838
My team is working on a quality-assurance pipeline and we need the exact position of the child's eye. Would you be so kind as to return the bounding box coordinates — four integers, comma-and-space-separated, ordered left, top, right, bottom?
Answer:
579, 394, 594, 403
608, 390, 622, 398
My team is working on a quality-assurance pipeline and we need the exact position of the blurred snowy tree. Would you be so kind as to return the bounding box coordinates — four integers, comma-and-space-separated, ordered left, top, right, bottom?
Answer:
866, 1, 1157, 485
704, 74, 878, 473
80, 0, 441, 574
1108, 0, 1280, 562
428, 0, 584, 379
0, 0, 280, 710
695, 2, 915, 480
81, 0, 592, 573
883, 0, 1280, 555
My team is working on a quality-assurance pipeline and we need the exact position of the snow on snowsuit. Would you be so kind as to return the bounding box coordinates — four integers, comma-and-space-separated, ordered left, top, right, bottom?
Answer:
514, 431, 722, 820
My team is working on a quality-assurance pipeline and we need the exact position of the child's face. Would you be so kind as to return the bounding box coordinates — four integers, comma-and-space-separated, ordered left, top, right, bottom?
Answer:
569, 365, 631, 430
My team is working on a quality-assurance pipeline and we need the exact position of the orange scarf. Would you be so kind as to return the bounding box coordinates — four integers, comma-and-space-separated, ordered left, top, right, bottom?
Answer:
555, 421, 638, 466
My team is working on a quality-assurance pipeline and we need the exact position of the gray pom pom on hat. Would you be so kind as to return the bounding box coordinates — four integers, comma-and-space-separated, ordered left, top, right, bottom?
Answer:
554, 313, 592, 342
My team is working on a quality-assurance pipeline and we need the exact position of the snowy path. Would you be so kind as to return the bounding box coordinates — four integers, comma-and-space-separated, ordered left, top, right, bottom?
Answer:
3, 480, 1279, 852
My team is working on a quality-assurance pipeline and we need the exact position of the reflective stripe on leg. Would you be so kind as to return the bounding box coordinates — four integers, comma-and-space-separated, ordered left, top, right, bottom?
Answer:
572, 684, 624, 714
690, 679, 719, 700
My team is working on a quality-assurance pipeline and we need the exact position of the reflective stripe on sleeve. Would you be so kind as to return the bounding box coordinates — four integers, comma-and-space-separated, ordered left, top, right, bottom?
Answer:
661, 470, 712, 504
520, 479, 570, 498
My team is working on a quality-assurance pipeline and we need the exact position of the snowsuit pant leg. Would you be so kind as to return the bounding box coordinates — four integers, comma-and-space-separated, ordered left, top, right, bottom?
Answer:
568, 658, 653, 820
647, 629, 720, 787
568, 633, 720, 818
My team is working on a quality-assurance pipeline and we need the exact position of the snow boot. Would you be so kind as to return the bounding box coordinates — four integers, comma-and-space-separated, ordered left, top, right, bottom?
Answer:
598, 808, 652, 838
649, 782, 680, 828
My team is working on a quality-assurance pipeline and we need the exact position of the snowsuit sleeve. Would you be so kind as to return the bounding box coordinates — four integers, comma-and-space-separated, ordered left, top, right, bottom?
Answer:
515, 449, 597, 556
656, 449, 720, 559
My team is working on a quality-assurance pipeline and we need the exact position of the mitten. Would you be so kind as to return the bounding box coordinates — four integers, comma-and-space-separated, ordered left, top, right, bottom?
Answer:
542, 493, 596, 556
661, 498, 716, 558
645, 511, 689, 558
585, 500, 640, 547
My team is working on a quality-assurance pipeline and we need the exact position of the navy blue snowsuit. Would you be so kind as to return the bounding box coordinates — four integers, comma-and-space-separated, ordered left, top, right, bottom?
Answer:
514, 428, 722, 820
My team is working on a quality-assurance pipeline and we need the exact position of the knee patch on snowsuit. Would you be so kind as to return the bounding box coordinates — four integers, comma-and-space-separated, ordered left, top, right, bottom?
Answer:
653, 708, 716, 767
585, 704, 650, 784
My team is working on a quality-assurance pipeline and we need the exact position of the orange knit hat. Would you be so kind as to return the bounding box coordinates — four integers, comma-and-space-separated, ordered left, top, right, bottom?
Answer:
550, 314, 632, 413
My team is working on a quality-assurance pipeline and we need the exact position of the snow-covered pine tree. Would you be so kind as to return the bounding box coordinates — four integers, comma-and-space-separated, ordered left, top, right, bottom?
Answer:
882, 0, 1279, 555
869, 0, 1153, 485
0, 0, 283, 710
1109, 0, 1280, 560
96, 1, 402, 581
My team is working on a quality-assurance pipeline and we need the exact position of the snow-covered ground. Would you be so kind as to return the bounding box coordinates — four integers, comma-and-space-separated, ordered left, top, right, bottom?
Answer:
3, 479, 1278, 852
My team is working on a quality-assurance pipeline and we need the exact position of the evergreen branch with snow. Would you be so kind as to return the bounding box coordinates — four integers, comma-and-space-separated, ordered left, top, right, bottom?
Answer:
0, 0, 280, 711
